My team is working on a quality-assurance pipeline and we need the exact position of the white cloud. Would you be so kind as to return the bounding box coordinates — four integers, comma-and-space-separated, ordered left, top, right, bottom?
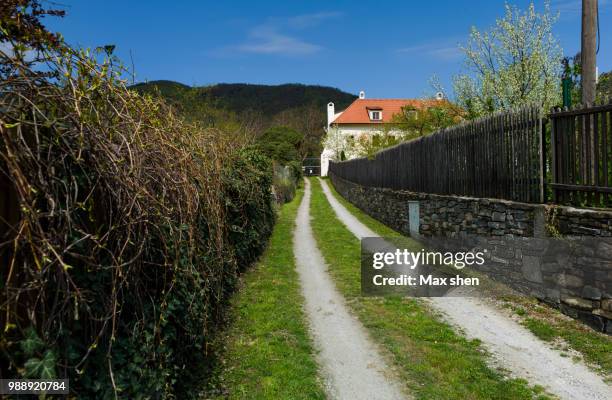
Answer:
397, 40, 463, 61
236, 25, 322, 55
223, 11, 341, 57
287, 12, 343, 29
552, 0, 609, 19
427, 46, 463, 60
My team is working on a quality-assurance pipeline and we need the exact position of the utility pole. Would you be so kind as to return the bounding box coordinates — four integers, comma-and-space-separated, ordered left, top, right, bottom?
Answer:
581, 0, 597, 105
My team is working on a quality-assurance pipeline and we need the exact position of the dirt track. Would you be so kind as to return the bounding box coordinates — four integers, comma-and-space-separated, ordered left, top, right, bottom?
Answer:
319, 177, 612, 400
293, 179, 408, 400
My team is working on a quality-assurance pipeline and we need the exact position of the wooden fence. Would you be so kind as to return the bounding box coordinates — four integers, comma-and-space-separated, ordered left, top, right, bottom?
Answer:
550, 101, 612, 206
329, 105, 545, 203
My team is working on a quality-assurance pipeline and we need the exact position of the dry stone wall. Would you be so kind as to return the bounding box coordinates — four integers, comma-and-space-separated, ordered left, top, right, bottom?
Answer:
330, 173, 612, 333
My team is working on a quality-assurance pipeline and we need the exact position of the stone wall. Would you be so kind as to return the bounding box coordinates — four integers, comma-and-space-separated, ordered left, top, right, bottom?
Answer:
329, 173, 612, 333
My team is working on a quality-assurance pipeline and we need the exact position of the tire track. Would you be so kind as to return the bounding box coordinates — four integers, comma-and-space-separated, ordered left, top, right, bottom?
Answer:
319, 177, 612, 400
293, 178, 408, 400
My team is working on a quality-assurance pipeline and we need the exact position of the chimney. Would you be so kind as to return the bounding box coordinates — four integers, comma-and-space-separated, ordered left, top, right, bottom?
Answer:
359, 90, 365, 99
327, 102, 335, 128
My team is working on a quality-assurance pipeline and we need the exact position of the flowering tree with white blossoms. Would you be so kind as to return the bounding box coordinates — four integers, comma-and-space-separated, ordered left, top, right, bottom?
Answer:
453, 1, 563, 117
322, 126, 357, 160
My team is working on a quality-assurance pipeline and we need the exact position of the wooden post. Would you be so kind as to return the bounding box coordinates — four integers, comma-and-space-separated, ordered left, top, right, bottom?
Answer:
551, 109, 558, 203
539, 112, 546, 203
581, 0, 597, 105
581, 0, 598, 193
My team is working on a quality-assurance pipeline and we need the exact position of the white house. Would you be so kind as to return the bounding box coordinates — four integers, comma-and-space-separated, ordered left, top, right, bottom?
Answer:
320, 90, 444, 176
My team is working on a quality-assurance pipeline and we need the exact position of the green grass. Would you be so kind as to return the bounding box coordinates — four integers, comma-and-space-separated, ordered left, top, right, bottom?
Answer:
309, 178, 551, 400
210, 188, 326, 400
325, 179, 404, 238
505, 296, 612, 379
523, 318, 557, 342
328, 178, 612, 380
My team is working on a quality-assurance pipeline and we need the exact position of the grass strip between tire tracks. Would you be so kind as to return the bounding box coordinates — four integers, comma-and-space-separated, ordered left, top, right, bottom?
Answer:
310, 178, 550, 400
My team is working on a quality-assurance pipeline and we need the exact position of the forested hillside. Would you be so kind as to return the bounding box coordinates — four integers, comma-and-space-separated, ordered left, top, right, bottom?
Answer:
131, 81, 355, 116
131, 81, 357, 157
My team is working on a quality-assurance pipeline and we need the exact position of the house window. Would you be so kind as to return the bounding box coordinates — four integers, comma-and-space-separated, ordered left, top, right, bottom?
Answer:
370, 111, 382, 121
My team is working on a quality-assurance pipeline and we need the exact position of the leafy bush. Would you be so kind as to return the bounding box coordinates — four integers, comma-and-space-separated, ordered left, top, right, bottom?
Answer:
253, 126, 305, 203
255, 126, 304, 165
224, 148, 275, 269
272, 163, 299, 204
287, 160, 304, 182
0, 4, 274, 398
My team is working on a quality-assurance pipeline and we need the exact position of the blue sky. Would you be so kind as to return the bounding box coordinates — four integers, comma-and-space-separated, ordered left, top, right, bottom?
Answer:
47, 0, 611, 98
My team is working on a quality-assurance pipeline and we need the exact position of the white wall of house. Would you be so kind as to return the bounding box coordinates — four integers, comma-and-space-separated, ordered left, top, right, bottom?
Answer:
333, 124, 385, 138
320, 123, 404, 176
321, 93, 405, 176
327, 102, 335, 128
320, 148, 334, 177
321, 92, 441, 176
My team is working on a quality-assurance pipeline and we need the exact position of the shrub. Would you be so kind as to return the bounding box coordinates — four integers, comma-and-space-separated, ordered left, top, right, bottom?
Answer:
0, 7, 274, 398
287, 160, 304, 182
224, 148, 275, 270
255, 126, 304, 165
272, 163, 299, 204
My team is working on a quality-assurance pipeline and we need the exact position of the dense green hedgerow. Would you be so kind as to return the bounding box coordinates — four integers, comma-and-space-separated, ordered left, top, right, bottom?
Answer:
0, 3, 274, 398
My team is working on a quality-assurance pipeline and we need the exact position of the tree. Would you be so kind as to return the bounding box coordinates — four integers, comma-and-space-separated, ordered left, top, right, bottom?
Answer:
271, 104, 326, 159
597, 71, 612, 102
561, 53, 582, 106
387, 101, 464, 141
556, 53, 610, 106
237, 108, 266, 137
255, 126, 304, 165
345, 101, 464, 159
351, 132, 401, 159
453, 1, 562, 117
322, 126, 356, 160
0, 0, 65, 51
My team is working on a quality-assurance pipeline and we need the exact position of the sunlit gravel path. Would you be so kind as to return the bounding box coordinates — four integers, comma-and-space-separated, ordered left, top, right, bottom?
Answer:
292, 178, 408, 400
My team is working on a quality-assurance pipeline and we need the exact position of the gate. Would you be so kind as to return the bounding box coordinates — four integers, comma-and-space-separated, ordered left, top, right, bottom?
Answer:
302, 157, 321, 176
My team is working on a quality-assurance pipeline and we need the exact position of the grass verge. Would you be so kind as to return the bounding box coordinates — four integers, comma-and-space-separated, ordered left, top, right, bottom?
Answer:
309, 178, 550, 400
324, 178, 403, 238
327, 178, 612, 380
210, 188, 326, 399
501, 297, 612, 380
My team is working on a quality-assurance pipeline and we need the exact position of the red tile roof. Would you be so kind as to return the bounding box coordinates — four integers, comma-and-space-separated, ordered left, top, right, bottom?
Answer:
332, 99, 442, 124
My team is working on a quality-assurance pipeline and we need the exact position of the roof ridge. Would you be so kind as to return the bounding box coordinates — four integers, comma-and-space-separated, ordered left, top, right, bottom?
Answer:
331, 98, 440, 125
356, 98, 427, 101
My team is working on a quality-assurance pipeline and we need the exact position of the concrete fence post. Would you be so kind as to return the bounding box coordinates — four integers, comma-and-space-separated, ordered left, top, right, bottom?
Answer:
408, 201, 420, 238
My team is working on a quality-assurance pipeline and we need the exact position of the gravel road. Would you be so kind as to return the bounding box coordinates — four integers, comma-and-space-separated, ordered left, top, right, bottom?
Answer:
293, 179, 408, 400
319, 177, 612, 400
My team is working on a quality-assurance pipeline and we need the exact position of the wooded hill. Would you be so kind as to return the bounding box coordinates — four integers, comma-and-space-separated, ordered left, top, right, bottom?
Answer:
130, 81, 357, 156
131, 81, 356, 116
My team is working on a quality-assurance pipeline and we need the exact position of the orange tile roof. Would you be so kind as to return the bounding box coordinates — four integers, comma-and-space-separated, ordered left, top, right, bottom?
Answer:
332, 98, 442, 124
